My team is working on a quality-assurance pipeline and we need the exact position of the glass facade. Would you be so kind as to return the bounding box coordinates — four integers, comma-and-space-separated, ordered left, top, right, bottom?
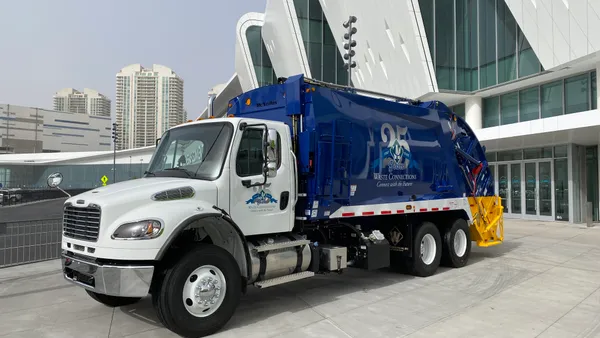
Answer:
482, 96, 499, 128
418, 0, 541, 91
246, 26, 278, 87
482, 71, 597, 128
0, 163, 150, 190
294, 0, 348, 85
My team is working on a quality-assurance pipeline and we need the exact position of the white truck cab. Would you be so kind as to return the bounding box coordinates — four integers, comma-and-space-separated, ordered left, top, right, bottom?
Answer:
53, 117, 299, 337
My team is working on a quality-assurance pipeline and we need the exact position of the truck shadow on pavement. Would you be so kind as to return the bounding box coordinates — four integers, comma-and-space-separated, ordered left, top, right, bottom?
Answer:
119, 240, 522, 334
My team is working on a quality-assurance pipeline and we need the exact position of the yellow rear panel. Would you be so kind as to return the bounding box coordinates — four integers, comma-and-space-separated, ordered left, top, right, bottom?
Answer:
468, 196, 504, 247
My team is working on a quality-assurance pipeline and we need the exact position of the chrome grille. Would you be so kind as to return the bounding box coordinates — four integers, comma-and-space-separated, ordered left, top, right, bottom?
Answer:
63, 203, 101, 242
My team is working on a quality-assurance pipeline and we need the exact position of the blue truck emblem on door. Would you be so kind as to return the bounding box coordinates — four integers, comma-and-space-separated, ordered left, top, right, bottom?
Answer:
246, 189, 278, 205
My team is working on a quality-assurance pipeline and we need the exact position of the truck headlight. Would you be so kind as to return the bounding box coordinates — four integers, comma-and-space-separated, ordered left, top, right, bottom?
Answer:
111, 220, 163, 240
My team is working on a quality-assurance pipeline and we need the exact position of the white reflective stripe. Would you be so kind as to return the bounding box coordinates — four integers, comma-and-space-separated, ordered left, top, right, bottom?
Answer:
328, 197, 473, 220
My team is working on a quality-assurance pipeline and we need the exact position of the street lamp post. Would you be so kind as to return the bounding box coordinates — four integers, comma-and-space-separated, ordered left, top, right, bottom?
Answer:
112, 123, 118, 184
342, 16, 358, 87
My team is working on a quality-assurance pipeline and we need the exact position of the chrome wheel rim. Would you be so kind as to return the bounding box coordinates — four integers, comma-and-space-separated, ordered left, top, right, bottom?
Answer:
420, 234, 436, 265
182, 265, 226, 317
453, 229, 468, 257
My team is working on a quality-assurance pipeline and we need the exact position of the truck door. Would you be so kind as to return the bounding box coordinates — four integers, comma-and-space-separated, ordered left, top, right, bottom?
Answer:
229, 121, 294, 235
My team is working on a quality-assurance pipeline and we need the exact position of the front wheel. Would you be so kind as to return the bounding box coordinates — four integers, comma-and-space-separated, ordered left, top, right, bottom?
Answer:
153, 244, 241, 338
85, 290, 141, 307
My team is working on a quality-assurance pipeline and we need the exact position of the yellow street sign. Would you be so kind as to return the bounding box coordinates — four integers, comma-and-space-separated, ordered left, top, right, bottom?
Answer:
101, 175, 108, 186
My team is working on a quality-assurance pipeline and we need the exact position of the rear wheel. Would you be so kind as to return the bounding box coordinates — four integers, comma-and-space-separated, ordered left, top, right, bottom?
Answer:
85, 290, 141, 307
153, 244, 241, 338
441, 218, 471, 268
409, 222, 442, 277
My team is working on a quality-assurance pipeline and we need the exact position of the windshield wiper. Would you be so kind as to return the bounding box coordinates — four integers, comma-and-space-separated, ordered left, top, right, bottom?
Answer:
164, 167, 195, 178
144, 171, 155, 177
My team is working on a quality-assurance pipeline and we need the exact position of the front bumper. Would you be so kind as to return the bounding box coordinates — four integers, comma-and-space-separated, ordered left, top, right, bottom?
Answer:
61, 252, 154, 298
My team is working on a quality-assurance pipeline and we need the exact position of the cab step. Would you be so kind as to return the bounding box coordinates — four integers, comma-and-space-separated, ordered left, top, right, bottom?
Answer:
253, 239, 310, 252
254, 271, 315, 289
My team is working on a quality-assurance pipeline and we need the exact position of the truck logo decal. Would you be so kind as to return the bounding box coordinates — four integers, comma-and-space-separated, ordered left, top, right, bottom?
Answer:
372, 123, 418, 188
246, 189, 278, 205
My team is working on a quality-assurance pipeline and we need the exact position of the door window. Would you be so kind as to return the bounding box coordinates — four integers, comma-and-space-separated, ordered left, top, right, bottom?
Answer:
236, 129, 265, 177
235, 128, 283, 177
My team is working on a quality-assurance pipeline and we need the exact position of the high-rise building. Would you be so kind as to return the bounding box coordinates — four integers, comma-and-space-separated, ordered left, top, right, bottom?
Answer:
85, 89, 112, 117
115, 64, 184, 150
53, 88, 111, 117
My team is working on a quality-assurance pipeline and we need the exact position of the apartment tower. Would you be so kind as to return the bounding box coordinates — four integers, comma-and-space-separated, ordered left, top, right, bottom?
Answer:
53, 88, 111, 117
115, 64, 184, 150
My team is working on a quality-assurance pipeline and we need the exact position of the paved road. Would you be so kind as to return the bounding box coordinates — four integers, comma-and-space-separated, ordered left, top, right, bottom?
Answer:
0, 198, 67, 223
0, 219, 599, 337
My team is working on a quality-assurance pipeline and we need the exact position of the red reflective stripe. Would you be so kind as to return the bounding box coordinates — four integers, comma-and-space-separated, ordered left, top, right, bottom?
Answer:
420, 208, 427, 212
397, 210, 405, 214
443, 207, 450, 210
342, 212, 355, 217
362, 211, 375, 216
381, 210, 392, 215
431, 207, 439, 211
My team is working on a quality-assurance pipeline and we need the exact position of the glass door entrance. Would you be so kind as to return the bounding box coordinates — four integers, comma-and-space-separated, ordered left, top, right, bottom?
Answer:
524, 161, 553, 220
498, 161, 553, 220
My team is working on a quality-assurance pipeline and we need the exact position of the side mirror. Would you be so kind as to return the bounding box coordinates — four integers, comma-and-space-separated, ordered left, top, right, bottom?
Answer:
46, 172, 71, 197
47, 172, 63, 188
156, 138, 161, 147
265, 129, 279, 178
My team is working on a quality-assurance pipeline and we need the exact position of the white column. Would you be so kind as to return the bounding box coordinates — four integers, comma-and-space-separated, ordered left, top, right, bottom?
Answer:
596, 61, 600, 110
465, 96, 483, 130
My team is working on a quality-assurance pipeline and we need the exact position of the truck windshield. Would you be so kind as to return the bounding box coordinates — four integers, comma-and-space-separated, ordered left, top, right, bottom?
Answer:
146, 122, 234, 180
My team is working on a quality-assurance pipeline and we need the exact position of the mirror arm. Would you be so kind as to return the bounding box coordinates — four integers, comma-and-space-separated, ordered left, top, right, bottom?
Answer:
56, 186, 71, 198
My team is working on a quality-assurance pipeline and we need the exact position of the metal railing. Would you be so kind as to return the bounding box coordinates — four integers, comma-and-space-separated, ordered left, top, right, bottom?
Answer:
0, 218, 62, 268
0, 188, 89, 207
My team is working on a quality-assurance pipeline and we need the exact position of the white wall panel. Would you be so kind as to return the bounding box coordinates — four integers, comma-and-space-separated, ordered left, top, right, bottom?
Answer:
569, 12, 587, 60
507, 0, 600, 70
262, 0, 311, 78
318, 0, 436, 99
588, 3, 600, 51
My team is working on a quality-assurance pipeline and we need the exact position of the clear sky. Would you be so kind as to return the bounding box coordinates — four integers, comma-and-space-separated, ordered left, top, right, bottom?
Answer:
0, 0, 266, 120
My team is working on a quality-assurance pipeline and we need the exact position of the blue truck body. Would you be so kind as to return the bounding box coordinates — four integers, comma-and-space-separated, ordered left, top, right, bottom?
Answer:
227, 74, 494, 221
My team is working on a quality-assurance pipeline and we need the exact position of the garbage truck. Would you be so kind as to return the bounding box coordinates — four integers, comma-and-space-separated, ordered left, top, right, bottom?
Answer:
50, 74, 503, 337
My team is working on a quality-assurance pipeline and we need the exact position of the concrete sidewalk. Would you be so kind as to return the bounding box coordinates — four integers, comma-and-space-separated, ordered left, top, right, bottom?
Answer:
0, 219, 599, 337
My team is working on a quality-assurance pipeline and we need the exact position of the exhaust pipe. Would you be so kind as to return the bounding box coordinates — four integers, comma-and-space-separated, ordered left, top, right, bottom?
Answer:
207, 93, 217, 118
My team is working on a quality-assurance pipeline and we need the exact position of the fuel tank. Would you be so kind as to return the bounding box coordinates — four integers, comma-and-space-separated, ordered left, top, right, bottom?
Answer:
247, 233, 312, 283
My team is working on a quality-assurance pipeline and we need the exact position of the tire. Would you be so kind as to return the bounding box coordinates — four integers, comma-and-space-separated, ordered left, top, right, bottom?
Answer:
85, 290, 141, 307
152, 244, 241, 338
409, 221, 442, 277
441, 218, 471, 268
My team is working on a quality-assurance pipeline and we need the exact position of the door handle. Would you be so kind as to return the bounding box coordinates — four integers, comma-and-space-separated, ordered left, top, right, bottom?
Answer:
280, 191, 290, 210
